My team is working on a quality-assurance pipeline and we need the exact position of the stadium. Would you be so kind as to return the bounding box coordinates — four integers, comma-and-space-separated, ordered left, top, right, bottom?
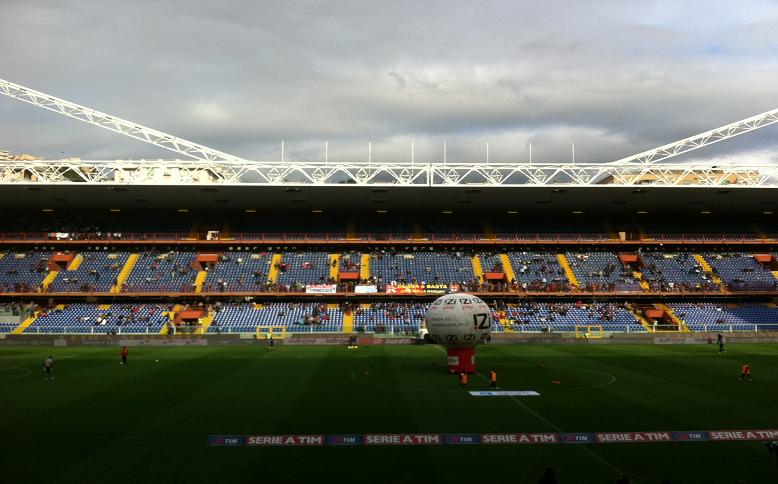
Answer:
3, 4, 778, 483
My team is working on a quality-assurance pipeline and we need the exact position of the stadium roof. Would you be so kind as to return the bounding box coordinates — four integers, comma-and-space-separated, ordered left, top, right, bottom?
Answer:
3, 182, 776, 213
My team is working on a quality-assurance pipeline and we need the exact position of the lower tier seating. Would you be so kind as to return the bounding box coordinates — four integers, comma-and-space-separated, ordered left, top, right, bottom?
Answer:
27, 304, 170, 334
669, 303, 778, 331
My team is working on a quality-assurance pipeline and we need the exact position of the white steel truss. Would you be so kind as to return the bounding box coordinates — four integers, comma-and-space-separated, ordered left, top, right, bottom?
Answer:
0, 78, 248, 163
1, 77, 778, 187
607, 108, 778, 165
0, 159, 776, 187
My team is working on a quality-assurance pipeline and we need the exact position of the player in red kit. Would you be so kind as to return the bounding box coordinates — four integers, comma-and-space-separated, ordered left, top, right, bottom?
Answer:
738, 363, 752, 382
120, 346, 129, 365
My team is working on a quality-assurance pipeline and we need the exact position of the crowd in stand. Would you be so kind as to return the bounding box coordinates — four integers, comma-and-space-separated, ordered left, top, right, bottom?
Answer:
2, 249, 777, 294
495, 300, 627, 329
640, 252, 718, 292
353, 301, 426, 334
706, 252, 778, 291
508, 252, 572, 292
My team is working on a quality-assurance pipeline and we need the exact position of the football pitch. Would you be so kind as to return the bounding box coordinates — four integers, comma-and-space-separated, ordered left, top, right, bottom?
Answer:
2, 343, 778, 483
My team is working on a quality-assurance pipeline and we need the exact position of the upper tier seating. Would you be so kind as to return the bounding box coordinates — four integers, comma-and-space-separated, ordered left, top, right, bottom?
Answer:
0, 251, 50, 292
275, 252, 331, 286
506, 252, 570, 291
369, 252, 474, 286
123, 251, 198, 292
201, 252, 273, 292
48, 252, 129, 293
340, 252, 362, 272
565, 252, 641, 291
703, 252, 778, 291
640, 252, 717, 292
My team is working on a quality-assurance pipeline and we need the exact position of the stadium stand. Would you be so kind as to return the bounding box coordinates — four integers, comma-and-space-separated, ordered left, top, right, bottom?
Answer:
670, 303, 778, 331
639, 252, 718, 292
369, 251, 475, 287
200, 251, 273, 292
209, 302, 344, 333
498, 301, 643, 332
47, 251, 129, 293
275, 252, 332, 286
565, 252, 642, 291
703, 252, 778, 291
0, 251, 51, 293
353, 302, 426, 333
27, 303, 169, 333
505, 252, 571, 292
122, 251, 198, 292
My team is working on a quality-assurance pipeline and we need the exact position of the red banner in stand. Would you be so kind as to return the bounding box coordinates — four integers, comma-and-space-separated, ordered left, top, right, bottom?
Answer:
385, 284, 425, 295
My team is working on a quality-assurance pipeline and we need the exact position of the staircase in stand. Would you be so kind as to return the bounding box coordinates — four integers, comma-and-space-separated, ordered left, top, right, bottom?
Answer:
112, 253, 139, 293
498, 254, 516, 284
12, 312, 40, 334
556, 254, 579, 288
329, 254, 341, 281
471, 255, 483, 281
268, 254, 283, 283
692, 254, 725, 291
39, 271, 59, 293
654, 303, 691, 332
194, 271, 208, 293
360, 254, 371, 280
343, 310, 354, 333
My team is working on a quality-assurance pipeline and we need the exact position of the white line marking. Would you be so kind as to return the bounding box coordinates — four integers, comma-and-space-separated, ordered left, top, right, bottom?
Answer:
430, 345, 628, 479
0, 367, 32, 380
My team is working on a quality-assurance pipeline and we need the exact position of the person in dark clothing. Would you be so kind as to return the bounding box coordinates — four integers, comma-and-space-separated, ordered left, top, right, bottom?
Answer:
717, 333, 725, 353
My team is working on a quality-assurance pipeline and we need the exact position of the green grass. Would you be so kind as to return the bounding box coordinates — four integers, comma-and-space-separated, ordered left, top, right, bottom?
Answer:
2, 343, 778, 483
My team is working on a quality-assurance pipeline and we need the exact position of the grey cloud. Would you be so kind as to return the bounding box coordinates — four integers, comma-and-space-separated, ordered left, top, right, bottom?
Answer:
1, 0, 777, 165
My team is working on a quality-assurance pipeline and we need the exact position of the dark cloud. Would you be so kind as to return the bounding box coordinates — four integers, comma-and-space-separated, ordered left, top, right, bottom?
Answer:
1, 0, 778, 164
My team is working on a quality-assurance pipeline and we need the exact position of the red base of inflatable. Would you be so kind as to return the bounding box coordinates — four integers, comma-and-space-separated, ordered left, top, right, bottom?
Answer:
447, 347, 476, 373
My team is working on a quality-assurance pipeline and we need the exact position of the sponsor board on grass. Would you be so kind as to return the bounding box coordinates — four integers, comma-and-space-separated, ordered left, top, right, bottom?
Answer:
283, 337, 346, 345
207, 429, 778, 447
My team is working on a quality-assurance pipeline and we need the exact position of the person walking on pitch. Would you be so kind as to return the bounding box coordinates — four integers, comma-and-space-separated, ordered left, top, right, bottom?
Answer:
43, 355, 54, 380
459, 371, 468, 387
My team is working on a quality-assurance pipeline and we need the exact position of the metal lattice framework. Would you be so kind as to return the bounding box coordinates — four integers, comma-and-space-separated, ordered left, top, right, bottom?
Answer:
608, 108, 778, 165
1, 77, 777, 187
1, 159, 776, 187
0, 78, 247, 163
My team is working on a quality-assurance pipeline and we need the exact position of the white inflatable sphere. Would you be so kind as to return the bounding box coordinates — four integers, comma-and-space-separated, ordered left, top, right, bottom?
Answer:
424, 293, 492, 348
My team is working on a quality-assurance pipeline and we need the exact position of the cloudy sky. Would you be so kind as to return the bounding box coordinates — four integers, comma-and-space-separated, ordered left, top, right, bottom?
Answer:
2, 0, 778, 164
